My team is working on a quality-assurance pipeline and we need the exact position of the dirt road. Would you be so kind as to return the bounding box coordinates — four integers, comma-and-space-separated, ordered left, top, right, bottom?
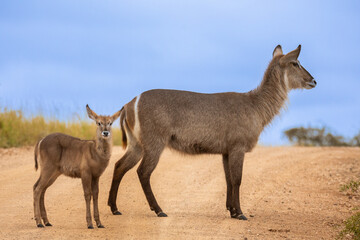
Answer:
0, 146, 359, 239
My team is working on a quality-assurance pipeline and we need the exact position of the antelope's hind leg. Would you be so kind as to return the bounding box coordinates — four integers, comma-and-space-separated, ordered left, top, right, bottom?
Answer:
137, 145, 166, 217
108, 144, 143, 215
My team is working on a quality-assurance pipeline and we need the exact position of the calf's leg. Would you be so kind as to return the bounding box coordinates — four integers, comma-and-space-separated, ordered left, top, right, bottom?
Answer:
92, 177, 104, 228
81, 172, 93, 229
40, 172, 60, 226
33, 167, 57, 228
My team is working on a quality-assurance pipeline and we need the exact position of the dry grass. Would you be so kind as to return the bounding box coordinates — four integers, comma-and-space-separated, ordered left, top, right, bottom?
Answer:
0, 108, 122, 148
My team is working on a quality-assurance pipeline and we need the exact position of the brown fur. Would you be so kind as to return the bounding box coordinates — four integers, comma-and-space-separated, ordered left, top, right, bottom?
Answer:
33, 105, 121, 228
124, 97, 137, 131
108, 45, 316, 219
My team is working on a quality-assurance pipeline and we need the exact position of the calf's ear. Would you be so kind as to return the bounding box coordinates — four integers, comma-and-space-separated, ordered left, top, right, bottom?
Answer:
86, 104, 98, 121
111, 109, 121, 122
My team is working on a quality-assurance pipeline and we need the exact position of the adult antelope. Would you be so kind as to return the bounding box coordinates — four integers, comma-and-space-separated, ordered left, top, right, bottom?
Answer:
33, 105, 121, 228
108, 45, 316, 220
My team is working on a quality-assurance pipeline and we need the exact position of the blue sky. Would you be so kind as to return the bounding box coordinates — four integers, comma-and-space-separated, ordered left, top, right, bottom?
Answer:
1, 1, 359, 145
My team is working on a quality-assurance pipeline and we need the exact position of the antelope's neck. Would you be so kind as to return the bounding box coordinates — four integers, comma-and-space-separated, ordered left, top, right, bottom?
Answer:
95, 137, 113, 160
250, 66, 289, 127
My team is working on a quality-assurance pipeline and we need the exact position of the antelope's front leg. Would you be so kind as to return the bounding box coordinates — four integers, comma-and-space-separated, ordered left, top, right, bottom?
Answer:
92, 177, 104, 228
81, 173, 93, 229
222, 154, 233, 212
228, 150, 247, 220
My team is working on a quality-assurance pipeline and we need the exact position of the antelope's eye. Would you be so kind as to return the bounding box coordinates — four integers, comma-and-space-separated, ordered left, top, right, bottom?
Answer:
97, 122, 101, 126
110, 122, 112, 126
291, 62, 299, 67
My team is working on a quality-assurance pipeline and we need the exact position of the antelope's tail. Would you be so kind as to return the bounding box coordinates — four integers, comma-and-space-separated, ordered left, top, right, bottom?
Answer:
119, 107, 127, 149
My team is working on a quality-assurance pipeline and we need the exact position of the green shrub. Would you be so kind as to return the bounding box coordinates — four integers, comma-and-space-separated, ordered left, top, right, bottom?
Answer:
341, 180, 360, 193
338, 212, 360, 240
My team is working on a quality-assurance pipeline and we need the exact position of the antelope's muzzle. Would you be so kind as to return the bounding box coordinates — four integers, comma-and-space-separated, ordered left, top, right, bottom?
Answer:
307, 79, 317, 88
102, 131, 110, 137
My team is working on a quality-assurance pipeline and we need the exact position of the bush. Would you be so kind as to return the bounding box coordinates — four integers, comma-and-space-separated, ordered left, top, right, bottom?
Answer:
352, 132, 360, 146
283, 126, 359, 147
0, 108, 122, 148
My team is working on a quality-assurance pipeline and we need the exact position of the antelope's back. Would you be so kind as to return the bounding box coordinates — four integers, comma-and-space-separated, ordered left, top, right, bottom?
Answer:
130, 89, 257, 153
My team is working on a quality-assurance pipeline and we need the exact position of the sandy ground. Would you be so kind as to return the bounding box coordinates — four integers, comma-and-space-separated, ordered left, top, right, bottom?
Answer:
0, 146, 359, 239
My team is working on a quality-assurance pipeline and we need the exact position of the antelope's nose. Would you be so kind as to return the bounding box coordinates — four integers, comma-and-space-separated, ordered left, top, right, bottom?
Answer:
102, 131, 110, 137
307, 79, 317, 88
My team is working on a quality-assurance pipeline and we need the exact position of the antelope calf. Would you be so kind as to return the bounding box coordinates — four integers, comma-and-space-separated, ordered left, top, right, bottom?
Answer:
33, 105, 120, 228
108, 45, 316, 220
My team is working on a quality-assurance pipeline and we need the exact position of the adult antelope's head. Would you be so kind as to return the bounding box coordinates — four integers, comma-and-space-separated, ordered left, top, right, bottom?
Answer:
86, 105, 121, 139
273, 45, 316, 90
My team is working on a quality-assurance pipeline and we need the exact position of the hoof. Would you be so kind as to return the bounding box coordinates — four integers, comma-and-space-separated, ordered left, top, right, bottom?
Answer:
231, 212, 248, 220
88, 225, 94, 229
235, 214, 248, 220
45, 222, 52, 227
157, 212, 168, 217
113, 210, 122, 215
37, 223, 44, 228
97, 224, 105, 228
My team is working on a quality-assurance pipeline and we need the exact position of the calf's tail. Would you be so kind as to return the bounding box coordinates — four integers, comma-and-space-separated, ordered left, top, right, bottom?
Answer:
34, 139, 41, 171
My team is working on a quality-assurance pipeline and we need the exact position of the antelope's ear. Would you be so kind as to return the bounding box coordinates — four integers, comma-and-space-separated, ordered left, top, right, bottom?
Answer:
86, 104, 98, 121
273, 45, 283, 58
111, 109, 121, 122
280, 45, 301, 64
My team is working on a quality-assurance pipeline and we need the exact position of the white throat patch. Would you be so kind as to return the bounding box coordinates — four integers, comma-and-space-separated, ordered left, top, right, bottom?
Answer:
284, 71, 289, 91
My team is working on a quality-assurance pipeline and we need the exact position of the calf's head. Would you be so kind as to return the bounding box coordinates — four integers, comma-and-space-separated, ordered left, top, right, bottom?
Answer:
86, 105, 121, 139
